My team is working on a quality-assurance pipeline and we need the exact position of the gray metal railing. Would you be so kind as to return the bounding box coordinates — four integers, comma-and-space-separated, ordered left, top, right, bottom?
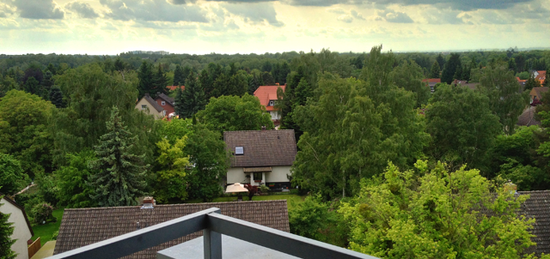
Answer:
47, 207, 378, 259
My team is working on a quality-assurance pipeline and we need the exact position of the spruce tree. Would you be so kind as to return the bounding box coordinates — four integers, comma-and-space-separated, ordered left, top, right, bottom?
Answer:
175, 87, 185, 117
49, 86, 65, 108
430, 61, 440, 78
441, 53, 461, 84
152, 64, 168, 97
173, 65, 185, 86
88, 107, 148, 207
0, 196, 16, 259
179, 71, 205, 119
138, 61, 154, 98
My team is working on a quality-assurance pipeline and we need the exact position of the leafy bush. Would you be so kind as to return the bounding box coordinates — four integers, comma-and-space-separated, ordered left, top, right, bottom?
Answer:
31, 203, 55, 224
259, 185, 270, 194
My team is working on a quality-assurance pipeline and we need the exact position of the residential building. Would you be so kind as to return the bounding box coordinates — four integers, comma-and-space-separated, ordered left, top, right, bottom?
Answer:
254, 84, 286, 126
422, 78, 440, 92
135, 93, 166, 119
155, 93, 176, 118
529, 87, 549, 103
534, 71, 547, 85
517, 106, 541, 126
54, 200, 290, 259
224, 129, 297, 190
166, 85, 185, 92
0, 195, 33, 259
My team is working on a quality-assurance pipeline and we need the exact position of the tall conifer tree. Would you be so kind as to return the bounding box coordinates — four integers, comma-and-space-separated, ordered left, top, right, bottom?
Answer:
178, 71, 205, 119
138, 61, 154, 98
88, 107, 148, 207
173, 65, 185, 86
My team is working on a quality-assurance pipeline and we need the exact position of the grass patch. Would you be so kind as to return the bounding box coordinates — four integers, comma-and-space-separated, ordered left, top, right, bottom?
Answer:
186, 194, 306, 210
31, 207, 64, 246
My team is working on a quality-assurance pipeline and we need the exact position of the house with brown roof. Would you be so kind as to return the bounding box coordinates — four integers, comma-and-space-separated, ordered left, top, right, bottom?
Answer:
136, 93, 166, 120
253, 84, 286, 126
517, 190, 550, 256
517, 106, 541, 126
54, 200, 290, 259
224, 129, 297, 190
0, 195, 34, 259
155, 93, 176, 118
529, 87, 549, 103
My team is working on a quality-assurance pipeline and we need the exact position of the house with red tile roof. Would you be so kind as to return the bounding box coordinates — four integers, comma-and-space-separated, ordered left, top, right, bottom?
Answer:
422, 78, 440, 92
253, 84, 286, 126
534, 71, 546, 85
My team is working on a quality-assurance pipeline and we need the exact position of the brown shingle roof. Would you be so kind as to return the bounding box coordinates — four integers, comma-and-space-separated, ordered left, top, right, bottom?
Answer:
518, 190, 550, 256
54, 200, 290, 259
517, 106, 541, 126
155, 93, 174, 106
224, 130, 297, 168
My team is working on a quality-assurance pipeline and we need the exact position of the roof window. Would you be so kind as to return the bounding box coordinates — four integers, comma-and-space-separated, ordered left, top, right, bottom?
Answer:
235, 146, 244, 155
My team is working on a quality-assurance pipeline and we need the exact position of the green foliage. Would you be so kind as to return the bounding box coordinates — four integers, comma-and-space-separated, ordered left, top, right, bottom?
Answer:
0, 76, 19, 98
177, 71, 205, 119
184, 125, 228, 202
429, 61, 440, 78
489, 126, 548, 190
340, 161, 537, 259
0, 153, 26, 195
153, 137, 190, 203
152, 64, 168, 97
517, 71, 530, 80
478, 63, 528, 134
49, 86, 65, 108
441, 53, 460, 84
292, 46, 429, 199
196, 93, 274, 135
31, 202, 56, 224
426, 84, 501, 171
158, 118, 193, 145
88, 107, 149, 207
52, 63, 159, 166
289, 195, 348, 247
0, 196, 16, 259
55, 150, 97, 208
35, 172, 60, 206
391, 60, 431, 108
137, 61, 154, 98
0, 90, 54, 177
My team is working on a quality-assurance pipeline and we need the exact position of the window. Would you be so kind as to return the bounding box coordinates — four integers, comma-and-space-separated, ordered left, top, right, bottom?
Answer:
141, 105, 147, 110
268, 100, 275, 106
253, 172, 262, 182
235, 146, 244, 155
161, 101, 166, 106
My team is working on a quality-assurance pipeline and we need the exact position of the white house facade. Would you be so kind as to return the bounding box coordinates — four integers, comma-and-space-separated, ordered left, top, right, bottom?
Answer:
0, 196, 33, 259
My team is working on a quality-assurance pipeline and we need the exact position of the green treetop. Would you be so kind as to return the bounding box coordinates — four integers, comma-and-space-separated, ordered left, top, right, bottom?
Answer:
88, 106, 149, 207
176, 71, 205, 119
429, 61, 440, 78
340, 161, 537, 259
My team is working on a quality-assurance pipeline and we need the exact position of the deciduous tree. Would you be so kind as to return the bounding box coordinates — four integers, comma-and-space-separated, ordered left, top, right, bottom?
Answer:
340, 161, 537, 259
153, 137, 189, 203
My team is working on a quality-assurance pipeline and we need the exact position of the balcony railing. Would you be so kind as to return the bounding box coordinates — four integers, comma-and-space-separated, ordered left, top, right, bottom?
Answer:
48, 207, 378, 259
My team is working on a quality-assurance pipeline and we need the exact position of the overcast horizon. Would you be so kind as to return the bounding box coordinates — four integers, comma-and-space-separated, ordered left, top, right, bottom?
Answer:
1, 0, 549, 55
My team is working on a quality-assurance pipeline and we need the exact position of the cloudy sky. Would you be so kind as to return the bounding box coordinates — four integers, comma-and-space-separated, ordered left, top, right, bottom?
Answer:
0, 0, 549, 55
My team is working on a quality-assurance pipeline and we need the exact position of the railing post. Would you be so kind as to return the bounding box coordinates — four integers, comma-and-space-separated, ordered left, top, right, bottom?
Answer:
204, 211, 222, 259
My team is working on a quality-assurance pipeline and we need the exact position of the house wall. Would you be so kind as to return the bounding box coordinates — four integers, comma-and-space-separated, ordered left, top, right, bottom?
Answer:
0, 198, 32, 259
227, 166, 291, 185
135, 98, 165, 119
266, 166, 291, 183
156, 99, 175, 115
227, 168, 247, 184
269, 111, 281, 120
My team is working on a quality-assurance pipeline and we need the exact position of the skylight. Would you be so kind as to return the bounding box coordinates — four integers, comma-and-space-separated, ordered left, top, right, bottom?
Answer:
235, 147, 244, 155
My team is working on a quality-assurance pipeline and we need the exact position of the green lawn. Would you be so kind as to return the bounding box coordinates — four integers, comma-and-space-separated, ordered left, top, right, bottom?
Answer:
187, 193, 306, 210
31, 207, 64, 246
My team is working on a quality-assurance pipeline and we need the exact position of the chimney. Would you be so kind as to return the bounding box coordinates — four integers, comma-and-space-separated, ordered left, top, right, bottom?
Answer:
141, 196, 155, 209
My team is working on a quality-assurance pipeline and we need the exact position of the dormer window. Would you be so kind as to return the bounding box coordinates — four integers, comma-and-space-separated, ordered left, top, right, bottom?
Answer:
235, 146, 244, 155
161, 101, 166, 106
268, 100, 275, 106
